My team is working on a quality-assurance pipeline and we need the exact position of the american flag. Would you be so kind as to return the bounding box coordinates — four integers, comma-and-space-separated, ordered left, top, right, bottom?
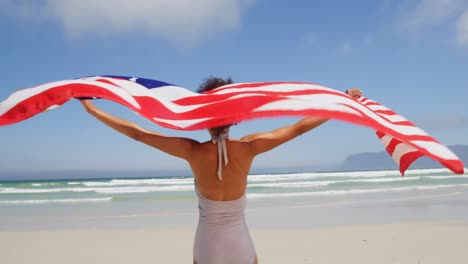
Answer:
0, 75, 464, 175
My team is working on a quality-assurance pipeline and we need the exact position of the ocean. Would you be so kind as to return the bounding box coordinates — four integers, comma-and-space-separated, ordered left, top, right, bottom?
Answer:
1, 168, 468, 230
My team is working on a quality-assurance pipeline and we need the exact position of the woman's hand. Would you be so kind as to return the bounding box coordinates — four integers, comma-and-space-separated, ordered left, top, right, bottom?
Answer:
80, 99, 96, 113
345, 88, 362, 98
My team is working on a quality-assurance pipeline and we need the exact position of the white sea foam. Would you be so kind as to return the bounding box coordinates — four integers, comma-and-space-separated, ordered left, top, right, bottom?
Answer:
1, 169, 464, 207
248, 177, 422, 188
31, 183, 60, 187
249, 181, 334, 188
248, 171, 398, 182
2, 170, 465, 195
247, 183, 468, 199
248, 174, 398, 184
248, 168, 462, 182
426, 175, 468, 180
0, 197, 112, 205
0, 184, 194, 194
404, 168, 455, 175
0, 188, 69, 194
0, 187, 102, 194
82, 178, 193, 187
93, 185, 194, 194
343, 177, 421, 183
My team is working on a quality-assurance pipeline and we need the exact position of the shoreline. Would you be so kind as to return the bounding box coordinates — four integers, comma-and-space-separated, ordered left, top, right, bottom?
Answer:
2, 185, 468, 231
2, 221, 467, 264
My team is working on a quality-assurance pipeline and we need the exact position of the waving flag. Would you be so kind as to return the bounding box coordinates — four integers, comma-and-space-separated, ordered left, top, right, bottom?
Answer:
0, 75, 464, 175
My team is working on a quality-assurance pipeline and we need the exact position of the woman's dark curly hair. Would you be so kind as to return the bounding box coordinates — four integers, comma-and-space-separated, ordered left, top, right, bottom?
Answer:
198, 76, 237, 130
197, 76, 233, 93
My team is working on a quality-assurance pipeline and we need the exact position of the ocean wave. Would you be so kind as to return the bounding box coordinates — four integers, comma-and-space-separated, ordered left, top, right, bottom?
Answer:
248, 171, 397, 182
0, 185, 194, 194
426, 175, 468, 180
248, 181, 333, 188
31, 182, 61, 187
93, 185, 194, 194
404, 168, 460, 175
248, 177, 422, 188
0, 197, 113, 205
247, 183, 468, 199
0, 187, 103, 194
3, 173, 465, 195
248, 168, 462, 182
82, 178, 194, 187
250, 170, 403, 179
0, 188, 73, 194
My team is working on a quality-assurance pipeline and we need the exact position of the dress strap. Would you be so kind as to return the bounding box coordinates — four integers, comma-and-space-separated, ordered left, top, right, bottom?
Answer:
211, 127, 229, 180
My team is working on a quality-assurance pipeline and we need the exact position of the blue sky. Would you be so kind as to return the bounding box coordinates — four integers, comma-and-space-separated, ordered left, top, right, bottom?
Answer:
0, 0, 467, 178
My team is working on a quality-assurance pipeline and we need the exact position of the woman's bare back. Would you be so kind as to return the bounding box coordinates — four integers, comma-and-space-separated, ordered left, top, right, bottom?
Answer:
188, 140, 255, 201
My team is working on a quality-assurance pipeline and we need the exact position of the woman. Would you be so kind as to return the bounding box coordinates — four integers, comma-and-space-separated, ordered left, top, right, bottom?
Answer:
80, 77, 362, 264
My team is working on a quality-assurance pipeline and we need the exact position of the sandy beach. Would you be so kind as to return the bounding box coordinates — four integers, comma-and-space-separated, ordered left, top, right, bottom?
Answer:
1, 222, 468, 264
2, 169, 468, 263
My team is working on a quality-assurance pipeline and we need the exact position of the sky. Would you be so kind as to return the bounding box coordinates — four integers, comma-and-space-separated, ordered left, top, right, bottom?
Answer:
0, 0, 467, 179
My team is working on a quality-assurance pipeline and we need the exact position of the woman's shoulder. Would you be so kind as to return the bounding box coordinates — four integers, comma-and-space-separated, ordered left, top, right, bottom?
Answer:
194, 139, 251, 153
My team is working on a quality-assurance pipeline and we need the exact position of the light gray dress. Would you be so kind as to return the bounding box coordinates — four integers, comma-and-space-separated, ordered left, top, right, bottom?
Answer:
193, 184, 256, 264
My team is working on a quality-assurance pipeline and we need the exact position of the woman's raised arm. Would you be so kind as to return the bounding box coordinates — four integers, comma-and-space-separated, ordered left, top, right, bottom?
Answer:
240, 116, 329, 156
80, 100, 198, 161
241, 88, 362, 156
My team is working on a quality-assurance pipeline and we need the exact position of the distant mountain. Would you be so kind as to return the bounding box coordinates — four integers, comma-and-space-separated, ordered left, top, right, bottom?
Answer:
339, 145, 468, 172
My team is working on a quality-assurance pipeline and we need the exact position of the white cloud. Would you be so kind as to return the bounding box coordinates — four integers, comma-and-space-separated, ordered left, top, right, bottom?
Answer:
399, 0, 464, 31
396, 0, 468, 47
457, 10, 468, 46
1, 0, 253, 45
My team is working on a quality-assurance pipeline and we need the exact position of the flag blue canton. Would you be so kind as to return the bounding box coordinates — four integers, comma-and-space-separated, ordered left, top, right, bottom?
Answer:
101, 75, 176, 89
